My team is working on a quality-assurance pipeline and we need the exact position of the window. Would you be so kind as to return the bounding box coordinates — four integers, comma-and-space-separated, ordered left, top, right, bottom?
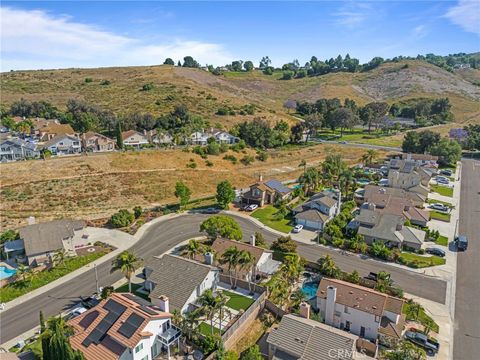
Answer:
375, 315, 381, 323
135, 343, 143, 353
344, 305, 350, 314
59, 142, 64, 146
360, 326, 366, 337
141, 356, 149, 360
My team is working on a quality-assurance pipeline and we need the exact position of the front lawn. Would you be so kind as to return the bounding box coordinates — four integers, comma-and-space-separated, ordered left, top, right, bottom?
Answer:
0, 252, 107, 303
398, 253, 446, 268
222, 290, 255, 311
198, 322, 222, 336
435, 235, 449, 246
431, 185, 453, 197
430, 211, 451, 222
251, 205, 293, 233
115, 283, 149, 300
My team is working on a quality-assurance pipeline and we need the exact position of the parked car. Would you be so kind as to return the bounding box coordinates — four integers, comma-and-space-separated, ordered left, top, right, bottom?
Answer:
440, 169, 453, 176
455, 235, 468, 251
65, 305, 87, 320
364, 272, 394, 285
293, 224, 304, 233
430, 203, 449, 212
80, 296, 100, 309
405, 330, 440, 356
436, 177, 449, 185
202, 207, 219, 214
425, 247, 446, 257
339, 141, 348, 144
245, 204, 258, 212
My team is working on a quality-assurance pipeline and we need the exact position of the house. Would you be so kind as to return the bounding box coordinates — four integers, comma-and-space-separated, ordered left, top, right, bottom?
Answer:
348, 208, 426, 250
122, 130, 149, 147
68, 293, 181, 360
210, 238, 281, 279
293, 190, 341, 231
190, 128, 239, 145
82, 132, 116, 152
401, 153, 438, 168
266, 313, 360, 360
0, 138, 40, 161
356, 185, 426, 207
18, 219, 87, 266
150, 132, 173, 145
143, 254, 220, 314
43, 134, 82, 155
316, 278, 405, 344
241, 177, 292, 206
358, 192, 429, 227
36, 123, 75, 141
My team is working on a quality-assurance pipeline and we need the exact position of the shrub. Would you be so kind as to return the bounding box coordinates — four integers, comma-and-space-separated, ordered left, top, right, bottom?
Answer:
186, 162, 197, 169
240, 155, 254, 165
205, 160, 214, 167
133, 206, 142, 219
84, 77, 93, 83
223, 154, 237, 164
418, 248, 425, 255
110, 209, 135, 228
219, 143, 229, 153
193, 146, 206, 157
256, 151, 268, 161
100, 80, 111, 85
142, 83, 154, 91
206, 142, 220, 155
332, 237, 345, 249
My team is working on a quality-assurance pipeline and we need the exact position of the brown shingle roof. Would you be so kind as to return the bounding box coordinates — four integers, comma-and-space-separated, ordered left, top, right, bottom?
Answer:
378, 314, 406, 339
364, 185, 425, 206
317, 278, 403, 317
211, 238, 268, 268
295, 209, 330, 223
69, 293, 170, 360
39, 123, 75, 135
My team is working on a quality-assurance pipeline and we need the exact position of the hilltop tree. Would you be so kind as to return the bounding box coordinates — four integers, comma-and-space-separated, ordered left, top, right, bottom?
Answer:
182, 56, 199, 68
259, 56, 271, 69
163, 58, 175, 65
216, 180, 236, 209
230, 60, 243, 72
174, 181, 192, 209
243, 60, 254, 71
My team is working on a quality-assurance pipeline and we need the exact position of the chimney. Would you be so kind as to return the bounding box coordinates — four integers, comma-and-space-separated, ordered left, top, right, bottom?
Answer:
396, 223, 403, 231
158, 295, 169, 313
259, 174, 263, 182
250, 234, 256, 247
325, 286, 337, 326
299, 301, 311, 319
204, 252, 214, 265
27, 216, 36, 225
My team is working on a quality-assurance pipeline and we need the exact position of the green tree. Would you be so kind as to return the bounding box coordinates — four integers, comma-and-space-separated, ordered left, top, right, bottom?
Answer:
41, 316, 85, 360
240, 345, 263, 360
402, 131, 420, 153
430, 138, 462, 166
281, 253, 303, 283
216, 180, 236, 209
361, 149, 378, 166
198, 289, 220, 335
243, 60, 254, 71
238, 250, 256, 292
253, 232, 267, 248
116, 121, 123, 149
111, 251, 142, 293
100, 286, 114, 299
271, 236, 297, 253
346, 270, 360, 284
182, 56, 199, 68
164, 58, 175, 65
133, 206, 142, 219
183, 239, 203, 260
200, 215, 242, 240
53, 249, 68, 267
110, 209, 135, 228
299, 167, 320, 194
317, 255, 340, 278
220, 246, 241, 287
174, 181, 192, 209
385, 340, 426, 360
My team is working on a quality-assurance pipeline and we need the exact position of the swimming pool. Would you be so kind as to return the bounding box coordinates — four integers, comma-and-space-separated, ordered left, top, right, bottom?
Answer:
356, 179, 370, 185
301, 281, 319, 300
0, 266, 17, 280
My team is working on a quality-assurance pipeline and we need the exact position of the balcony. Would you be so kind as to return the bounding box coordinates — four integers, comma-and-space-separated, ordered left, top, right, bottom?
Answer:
157, 325, 181, 346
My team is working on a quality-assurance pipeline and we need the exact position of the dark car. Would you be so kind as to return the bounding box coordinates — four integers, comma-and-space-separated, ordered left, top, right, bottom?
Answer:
425, 247, 446, 257
365, 272, 378, 281
440, 169, 453, 176
80, 296, 100, 309
202, 207, 219, 214
455, 235, 468, 251
405, 331, 440, 356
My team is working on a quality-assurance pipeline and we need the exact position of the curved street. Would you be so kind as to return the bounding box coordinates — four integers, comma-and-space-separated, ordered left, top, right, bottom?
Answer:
0, 212, 448, 345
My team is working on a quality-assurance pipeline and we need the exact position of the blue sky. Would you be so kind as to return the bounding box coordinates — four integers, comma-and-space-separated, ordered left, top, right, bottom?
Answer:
1, 1, 479, 70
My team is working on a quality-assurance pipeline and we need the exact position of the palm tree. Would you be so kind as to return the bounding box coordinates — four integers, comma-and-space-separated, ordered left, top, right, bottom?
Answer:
299, 167, 320, 195
289, 289, 306, 309
111, 251, 142, 293
321, 154, 347, 187
362, 149, 378, 166
281, 253, 303, 284
338, 169, 354, 198
317, 255, 340, 278
219, 246, 241, 288
183, 239, 203, 260
17, 264, 29, 282
53, 249, 68, 267
182, 309, 202, 342
215, 290, 229, 333
405, 300, 421, 321
298, 159, 307, 175
171, 309, 182, 327
238, 250, 256, 293
198, 289, 219, 335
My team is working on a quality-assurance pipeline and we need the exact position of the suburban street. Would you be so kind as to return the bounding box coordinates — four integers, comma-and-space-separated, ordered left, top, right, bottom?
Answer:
453, 159, 480, 360
0, 212, 447, 345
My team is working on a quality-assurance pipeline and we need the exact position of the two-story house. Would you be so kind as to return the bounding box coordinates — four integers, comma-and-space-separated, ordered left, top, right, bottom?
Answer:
122, 130, 149, 148
43, 134, 82, 155
190, 128, 239, 145
143, 254, 220, 314
347, 208, 426, 250
82, 132, 116, 152
316, 278, 405, 344
0, 138, 40, 161
401, 153, 438, 168
35, 122, 76, 141
69, 293, 181, 360
241, 177, 292, 207
293, 190, 341, 231
355, 185, 426, 207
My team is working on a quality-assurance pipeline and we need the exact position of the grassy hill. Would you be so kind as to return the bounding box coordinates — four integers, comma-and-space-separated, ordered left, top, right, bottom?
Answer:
1, 60, 479, 128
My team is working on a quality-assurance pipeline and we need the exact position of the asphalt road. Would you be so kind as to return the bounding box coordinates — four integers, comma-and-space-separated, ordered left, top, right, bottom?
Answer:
453, 159, 480, 360
0, 212, 447, 345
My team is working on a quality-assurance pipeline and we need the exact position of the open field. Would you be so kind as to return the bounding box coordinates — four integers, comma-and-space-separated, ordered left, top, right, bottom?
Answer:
0, 144, 388, 229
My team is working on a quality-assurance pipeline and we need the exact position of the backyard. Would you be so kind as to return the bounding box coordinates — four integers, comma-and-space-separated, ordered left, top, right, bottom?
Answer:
431, 185, 454, 197
251, 205, 293, 233
223, 290, 255, 311
0, 252, 107, 303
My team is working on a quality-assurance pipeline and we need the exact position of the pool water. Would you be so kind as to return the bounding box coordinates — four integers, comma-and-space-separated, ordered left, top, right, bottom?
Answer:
0, 266, 17, 280
356, 179, 370, 185
301, 281, 319, 299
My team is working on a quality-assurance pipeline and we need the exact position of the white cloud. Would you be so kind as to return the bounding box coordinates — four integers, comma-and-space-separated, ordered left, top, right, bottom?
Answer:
411, 24, 428, 39
332, 2, 375, 28
0, 7, 234, 71
445, 0, 480, 35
